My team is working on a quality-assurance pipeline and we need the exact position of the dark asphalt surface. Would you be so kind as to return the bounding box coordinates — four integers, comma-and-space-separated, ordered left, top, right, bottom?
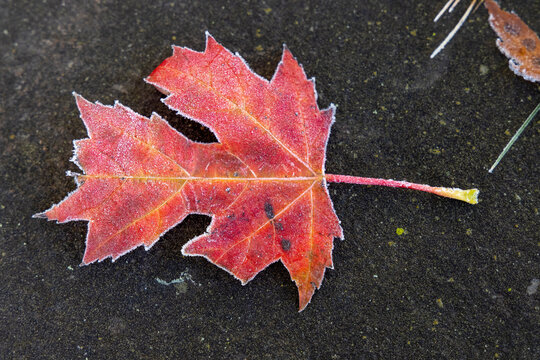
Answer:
1, 0, 538, 358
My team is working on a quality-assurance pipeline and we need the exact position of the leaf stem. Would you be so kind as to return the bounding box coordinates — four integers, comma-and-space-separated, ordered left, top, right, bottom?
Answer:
488, 102, 540, 173
325, 174, 479, 204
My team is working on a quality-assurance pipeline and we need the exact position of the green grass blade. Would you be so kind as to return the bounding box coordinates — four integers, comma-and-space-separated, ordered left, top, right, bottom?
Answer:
489, 102, 540, 173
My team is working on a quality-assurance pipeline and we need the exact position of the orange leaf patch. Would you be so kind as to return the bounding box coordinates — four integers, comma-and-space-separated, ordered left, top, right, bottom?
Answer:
485, 0, 540, 82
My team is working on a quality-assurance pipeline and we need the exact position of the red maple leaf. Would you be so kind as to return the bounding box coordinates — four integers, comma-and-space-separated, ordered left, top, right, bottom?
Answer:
37, 33, 478, 311
485, 0, 540, 82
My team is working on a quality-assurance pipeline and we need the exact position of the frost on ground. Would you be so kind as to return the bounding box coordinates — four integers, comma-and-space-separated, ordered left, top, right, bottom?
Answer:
156, 270, 201, 294
526, 278, 539, 296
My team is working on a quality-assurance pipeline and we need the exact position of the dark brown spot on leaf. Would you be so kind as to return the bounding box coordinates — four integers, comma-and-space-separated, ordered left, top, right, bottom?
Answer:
504, 22, 521, 36
522, 38, 537, 51
533, 57, 540, 67
264, 201, 274, 220
274, 222, 284, 231
280, 238, 291, 251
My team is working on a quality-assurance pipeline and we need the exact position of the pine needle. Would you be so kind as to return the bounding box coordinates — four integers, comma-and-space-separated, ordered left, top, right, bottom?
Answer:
448, 0, 462, 13
489, 102, 540, 173
434, 0, 458, 23
431, 0, 484, 58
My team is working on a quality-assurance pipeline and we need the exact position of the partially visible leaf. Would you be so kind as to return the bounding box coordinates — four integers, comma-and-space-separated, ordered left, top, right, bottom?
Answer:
485, 0, 540, 82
